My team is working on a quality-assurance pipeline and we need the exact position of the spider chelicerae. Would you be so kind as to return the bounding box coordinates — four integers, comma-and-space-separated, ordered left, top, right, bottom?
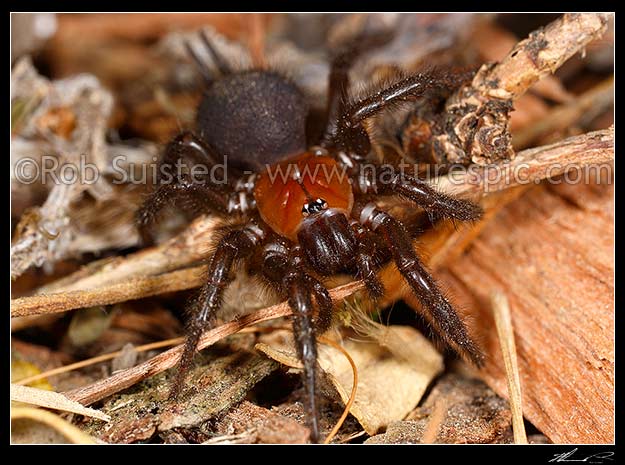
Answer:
136, 30, 484, 443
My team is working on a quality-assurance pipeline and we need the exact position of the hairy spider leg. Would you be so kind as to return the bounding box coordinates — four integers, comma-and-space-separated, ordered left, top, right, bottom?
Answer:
358, 203, 484, 366
287, 273, 324, 444
320, 31, 394, 146
383, 174, 483, 222
136, 132, 235, 245
169, 222, 266, 399
353, 166, 484, 222
350, 221, 385, 299
330, 69, 474, 156
184, 29, 233, 83
199, 29, 233, 77
158, 131, 223, 182
259, 239, 334, 443
136, 175, 231, 245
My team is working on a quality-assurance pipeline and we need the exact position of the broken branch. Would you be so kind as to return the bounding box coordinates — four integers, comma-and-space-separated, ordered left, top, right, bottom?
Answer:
481, 13, 610, 100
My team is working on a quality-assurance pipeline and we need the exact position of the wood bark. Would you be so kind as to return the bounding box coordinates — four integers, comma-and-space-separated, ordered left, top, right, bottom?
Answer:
406, 174, 614, 443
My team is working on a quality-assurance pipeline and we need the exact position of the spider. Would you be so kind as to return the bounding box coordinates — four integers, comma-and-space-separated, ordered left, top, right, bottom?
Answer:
136, 30, 485, 443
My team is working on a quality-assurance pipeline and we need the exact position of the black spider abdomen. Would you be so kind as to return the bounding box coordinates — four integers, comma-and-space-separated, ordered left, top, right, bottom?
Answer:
197, 70, 308, 173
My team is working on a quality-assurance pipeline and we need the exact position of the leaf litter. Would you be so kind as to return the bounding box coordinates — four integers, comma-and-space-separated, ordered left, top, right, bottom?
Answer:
256, 324, 444, 436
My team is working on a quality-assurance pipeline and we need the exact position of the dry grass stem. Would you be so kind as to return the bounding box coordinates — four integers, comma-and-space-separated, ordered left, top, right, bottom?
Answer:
491, 291, 528, 444
12, 266, 206, 318
14, 337, 184, 386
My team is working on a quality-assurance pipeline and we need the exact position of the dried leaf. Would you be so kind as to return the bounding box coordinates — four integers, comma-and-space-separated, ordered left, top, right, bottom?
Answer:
11, 359, 54, 391
256, 325, 444, 435
11, 407, 98, 444
11, 384, 111, 422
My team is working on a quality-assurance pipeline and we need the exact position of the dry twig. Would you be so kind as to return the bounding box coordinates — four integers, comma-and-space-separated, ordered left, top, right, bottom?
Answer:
12, 266, 206, 318
471, 20, 573, 103
431, 13, 610, 165
433, 127, 613, 198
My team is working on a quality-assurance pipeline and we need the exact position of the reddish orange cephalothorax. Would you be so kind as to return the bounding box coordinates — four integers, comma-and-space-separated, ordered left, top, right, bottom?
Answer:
254, 153, 354, 241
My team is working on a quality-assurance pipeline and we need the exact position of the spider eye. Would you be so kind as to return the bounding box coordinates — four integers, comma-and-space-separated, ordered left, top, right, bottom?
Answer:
302, 198, 328, 216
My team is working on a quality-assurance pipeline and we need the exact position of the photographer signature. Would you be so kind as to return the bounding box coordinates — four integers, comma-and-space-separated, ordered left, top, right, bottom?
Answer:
550, 449, 614, 463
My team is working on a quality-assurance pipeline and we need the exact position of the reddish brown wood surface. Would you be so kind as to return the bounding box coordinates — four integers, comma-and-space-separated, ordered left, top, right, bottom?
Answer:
423, 177, 614, 443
